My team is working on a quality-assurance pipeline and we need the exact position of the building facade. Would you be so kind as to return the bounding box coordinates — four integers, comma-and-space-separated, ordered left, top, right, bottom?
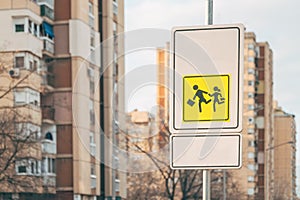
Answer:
256, 41, 274, 200
0, 0, 125, 199
273, 104, 296, 199
229, 32, 275, 200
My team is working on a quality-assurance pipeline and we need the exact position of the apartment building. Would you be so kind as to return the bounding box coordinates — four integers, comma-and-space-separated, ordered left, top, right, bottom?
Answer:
228, 32, 259, 200
273, 104, 296, 199
229, 32, 275, 200
256, 41, 274, 200
156, 44, 170, 150
0, 0, 125, 199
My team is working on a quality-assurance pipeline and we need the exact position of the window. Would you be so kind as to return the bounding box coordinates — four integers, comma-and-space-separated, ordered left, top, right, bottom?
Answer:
90, 33, 95, 47
248, 81, 255, 86
90, 132, 96, 156
248, 44, 255, 50
91, 176, 97, 189
113, 22, 117, 36
248, 104, 255, 110
248, 117, 254, 124
88, 2, 94, 15
248, 93, 254, 98
47, 158, 55, 173
113, 0, 118, 15
89, 99, 95, 125
248, 188, 255, 195
15, 56, 25, 68
247, 164, 255, 171
45, 132, 53, 141
14, 88, 40, 106
248, 152, 255, 159
248, 140, 255, 147
18, 165, 27, 174
91, 163, 96, 176
90, 163, 96, 189
15, 24, 25, 32
248, 56, 255, 63
43, 157, 55, 174
28, 20, 33, 33
16, 159, 40, 175
87, 66, 94, 78
248, 176, 254, 182
248, 128, 255, 134
248, 68, 255, 75
88, 3, 95, 29
90, 80, 95, 95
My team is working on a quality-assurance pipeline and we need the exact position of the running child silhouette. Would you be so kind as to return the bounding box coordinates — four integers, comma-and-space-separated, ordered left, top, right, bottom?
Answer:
192, 85, 211, 112
210, 86, 225, 112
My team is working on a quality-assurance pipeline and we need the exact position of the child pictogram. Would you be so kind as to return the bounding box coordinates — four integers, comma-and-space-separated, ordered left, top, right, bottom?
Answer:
192, 85, 211, 113
187, 85, 225, 113
210, 86, 225, 112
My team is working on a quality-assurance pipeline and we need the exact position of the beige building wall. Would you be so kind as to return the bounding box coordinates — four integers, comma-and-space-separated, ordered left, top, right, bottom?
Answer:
274, 105, 296, 199
230, 32, 257, 199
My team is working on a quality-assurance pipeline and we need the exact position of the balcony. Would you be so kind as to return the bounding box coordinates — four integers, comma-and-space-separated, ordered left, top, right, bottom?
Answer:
43, 174, 56, 187
40, 4, 54, 20
42, 140, 56, 154
42, 106, 55, 121
42, 37, 54, 55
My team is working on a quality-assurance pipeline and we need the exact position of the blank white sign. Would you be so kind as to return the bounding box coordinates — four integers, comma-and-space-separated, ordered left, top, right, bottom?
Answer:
171, 134, 242, 169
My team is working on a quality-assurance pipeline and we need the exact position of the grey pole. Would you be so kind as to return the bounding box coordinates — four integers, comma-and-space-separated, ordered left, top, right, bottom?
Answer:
205, 0, 213, 25
223, 170, 226, 200
203, 1, 213, 200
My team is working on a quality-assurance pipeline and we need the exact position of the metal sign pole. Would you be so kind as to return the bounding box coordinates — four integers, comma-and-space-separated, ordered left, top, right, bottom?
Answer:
203, 0, 213, 200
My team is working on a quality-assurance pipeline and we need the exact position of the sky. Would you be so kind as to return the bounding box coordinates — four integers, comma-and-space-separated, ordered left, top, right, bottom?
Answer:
124, 0, 300, 116
124, 0, 300, 194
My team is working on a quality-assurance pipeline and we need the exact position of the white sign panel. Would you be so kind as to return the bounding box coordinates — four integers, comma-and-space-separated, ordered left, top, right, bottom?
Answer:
169, 24, 244, 133
170, 134, 242, 169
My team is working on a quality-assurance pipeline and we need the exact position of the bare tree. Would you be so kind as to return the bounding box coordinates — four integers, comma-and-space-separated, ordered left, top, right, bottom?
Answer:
0, 108, 41, 193
125, 120, 204, 200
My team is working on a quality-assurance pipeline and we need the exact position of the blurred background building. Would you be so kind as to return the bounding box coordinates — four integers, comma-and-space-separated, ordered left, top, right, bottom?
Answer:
0, 0, 125, 199
273, 103, 297, 199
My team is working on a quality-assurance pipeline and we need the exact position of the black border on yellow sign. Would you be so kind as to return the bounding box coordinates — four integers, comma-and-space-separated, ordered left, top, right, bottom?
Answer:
183, 74, 230, 122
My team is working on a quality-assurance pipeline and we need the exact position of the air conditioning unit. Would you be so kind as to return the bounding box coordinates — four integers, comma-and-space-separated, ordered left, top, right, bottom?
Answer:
9, 68, 20, 78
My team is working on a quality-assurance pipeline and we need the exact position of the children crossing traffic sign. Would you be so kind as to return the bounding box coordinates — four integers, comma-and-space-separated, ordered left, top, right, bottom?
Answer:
169, 24, 244, 133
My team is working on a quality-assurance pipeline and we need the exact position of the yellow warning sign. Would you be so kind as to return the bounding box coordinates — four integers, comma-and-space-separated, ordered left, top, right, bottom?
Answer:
183, 74, 230, 122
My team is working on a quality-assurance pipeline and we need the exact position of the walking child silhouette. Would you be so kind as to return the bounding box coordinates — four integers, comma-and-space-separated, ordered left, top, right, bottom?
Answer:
210, 86, 225, 112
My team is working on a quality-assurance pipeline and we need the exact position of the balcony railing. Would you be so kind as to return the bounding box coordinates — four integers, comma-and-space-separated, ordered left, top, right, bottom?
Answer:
42, 140, 56, 154
42, 37, 54, 54
42, 106, 55, 121
43, 174, 56, 187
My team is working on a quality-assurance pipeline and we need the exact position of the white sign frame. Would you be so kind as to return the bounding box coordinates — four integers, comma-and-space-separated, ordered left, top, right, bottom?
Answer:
169, 24, 244, 134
